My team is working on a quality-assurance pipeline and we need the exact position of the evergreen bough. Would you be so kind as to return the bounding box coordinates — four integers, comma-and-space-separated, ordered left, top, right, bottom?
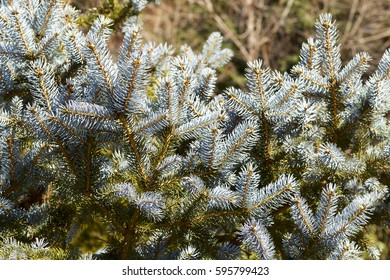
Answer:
0, 0, 388, 260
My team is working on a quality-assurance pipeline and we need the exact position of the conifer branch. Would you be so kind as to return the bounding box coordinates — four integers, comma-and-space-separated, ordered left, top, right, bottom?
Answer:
294, 68, 329, 90
0, 12, 10, 24
155, 128, 174, 169
123, 57, 141, 112
118, 113, 147, 182
0, 4, 387, 260
1, 135, 17, 198
12, 9, 32, 56
37, 32, 59, 55
85, 135, 93, 196
6, 64, 18, 80
125, 29, 140, 59
48, 115, 86, 143
62, 107, 114, 119
6, 135, 14, 182
277, 83, 298, 107
323, 20, 337, 81
178, 77, 190, 108
249, 181, 293, 212
208, 127, 217, 170
307, 44, 316, 70
34, 68, 53, 112
37, 0, 56, 40
293, 198, 316, 236
69, 33, 84, 62
241, 168, 253, 208
329, 86, 339, 142
30, 108, 79, 176
192, 209, 244, 224
121, 208, 140, 259
226, 91, 260, 118
217, 126, 255, 167
87, 41, 113, 93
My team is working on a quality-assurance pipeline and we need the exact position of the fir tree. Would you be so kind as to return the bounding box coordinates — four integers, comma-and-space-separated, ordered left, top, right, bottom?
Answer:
0, 1, 388, 259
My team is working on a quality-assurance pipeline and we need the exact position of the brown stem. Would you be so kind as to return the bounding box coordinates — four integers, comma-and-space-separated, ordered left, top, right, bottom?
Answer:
85, 134, 93, 196
117, 113, 147, 182
121, 209, 140, 259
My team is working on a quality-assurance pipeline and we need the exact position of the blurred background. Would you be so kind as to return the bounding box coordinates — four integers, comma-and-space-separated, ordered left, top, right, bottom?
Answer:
71, 0, 390, 89
69, 0, 389, 259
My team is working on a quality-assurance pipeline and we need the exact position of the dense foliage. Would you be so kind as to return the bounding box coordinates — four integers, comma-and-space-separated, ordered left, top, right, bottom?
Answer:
0, 0, 388, 259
